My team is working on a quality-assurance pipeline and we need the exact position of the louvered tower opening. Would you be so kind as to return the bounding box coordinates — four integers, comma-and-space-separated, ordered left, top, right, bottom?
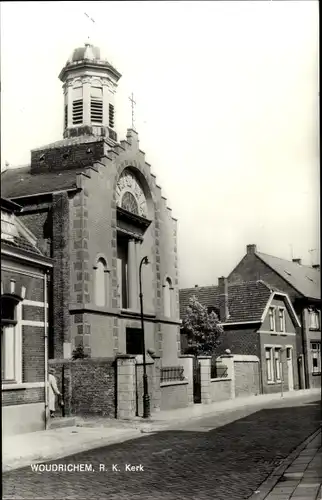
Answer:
91, 86, 103, 123
109, 103, 115, 128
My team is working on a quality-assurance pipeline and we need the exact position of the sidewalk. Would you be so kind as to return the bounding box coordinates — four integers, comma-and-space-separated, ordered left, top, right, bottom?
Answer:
3, 388, 320, 473
249, 428, 322, 500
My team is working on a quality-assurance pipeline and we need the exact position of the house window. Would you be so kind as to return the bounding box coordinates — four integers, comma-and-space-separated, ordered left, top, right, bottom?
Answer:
126, 328, 143, 355
274, 348, 281, 381
72, 86, 83, 125
1, 297, 22, 383
265, 347, 273, 381
269, 307, 276, 331
90, 86, 103, 123
309, 309, 320, 330
278, 308, 286, 332
94, 258, 109, 307
163, 278, 173, 318
109, 103, 115, 128
311, 342, 321, 374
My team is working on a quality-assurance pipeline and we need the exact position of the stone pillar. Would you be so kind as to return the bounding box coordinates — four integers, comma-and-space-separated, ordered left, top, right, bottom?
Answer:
218, 354, 235, 399
198, 356, 212, 404
180, 355, 194, 405
82, 78, 91, 126
116, 355, 136, 419
128, 239, 138, 310
151, 356, 161, 412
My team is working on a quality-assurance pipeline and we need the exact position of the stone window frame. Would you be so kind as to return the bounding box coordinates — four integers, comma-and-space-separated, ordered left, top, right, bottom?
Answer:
1, 296, 23, 384
163, 275, 174, 318
264, 344, 283, 384
310, 341, 321, 375
268, 306, 276, 332
93, 254, 110, 308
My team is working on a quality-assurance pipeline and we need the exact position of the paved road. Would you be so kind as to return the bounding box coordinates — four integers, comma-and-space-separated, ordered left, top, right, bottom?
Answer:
3, 396, 321, 500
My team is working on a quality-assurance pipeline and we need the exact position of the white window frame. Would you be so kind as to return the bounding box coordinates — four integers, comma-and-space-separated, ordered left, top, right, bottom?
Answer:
309, 309, 320, 331
1, 301, 22, 384
274, 347, 282, 381
278, 307, 286, 333
265, 347, 274, 382
268, 306, 276, 332
311, 342, 321, 374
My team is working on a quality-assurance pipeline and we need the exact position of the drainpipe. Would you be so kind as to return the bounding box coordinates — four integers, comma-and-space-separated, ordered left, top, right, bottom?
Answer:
44, 271, 49, 430
301, 309, 308, 389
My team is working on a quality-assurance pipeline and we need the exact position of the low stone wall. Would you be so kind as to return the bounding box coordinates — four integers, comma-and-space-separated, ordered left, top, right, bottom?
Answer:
49, 358, 116, 418
210, 378, 232, 403
160, 380, 189, 410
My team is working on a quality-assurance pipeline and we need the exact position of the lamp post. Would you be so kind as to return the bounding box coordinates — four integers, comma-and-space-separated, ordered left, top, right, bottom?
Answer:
139, 256, 150, 419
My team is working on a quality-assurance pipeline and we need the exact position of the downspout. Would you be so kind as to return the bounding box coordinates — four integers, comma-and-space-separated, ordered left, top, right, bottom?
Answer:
301, 309, 308, 389
44, 271, 49, 430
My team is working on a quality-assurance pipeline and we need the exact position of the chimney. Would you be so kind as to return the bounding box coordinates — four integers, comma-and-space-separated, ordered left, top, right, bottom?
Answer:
312, 264, 320, 270
292, 258, 302, 265
218, 276, 229, 322
247, 244, 257, 255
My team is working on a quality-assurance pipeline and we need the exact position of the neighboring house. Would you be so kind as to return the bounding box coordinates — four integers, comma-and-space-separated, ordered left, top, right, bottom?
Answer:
1, 198, 53, 435
228, 244, 321, 389
180, 278, 301, 395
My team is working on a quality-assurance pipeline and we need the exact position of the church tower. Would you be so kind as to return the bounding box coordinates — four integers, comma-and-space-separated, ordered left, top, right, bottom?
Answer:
58, 43, 122, 143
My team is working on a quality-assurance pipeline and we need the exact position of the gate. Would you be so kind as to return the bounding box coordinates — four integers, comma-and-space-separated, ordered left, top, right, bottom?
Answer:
193, 357, 201, 404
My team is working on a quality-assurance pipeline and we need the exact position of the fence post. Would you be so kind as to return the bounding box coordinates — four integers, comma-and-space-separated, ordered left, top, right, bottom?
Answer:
116, 355, 136, 419
198, 356, 212, 404
180, 355, 194, 406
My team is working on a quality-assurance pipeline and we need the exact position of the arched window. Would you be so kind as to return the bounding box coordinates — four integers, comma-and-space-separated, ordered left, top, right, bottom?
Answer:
94, 258, 109, 307
164, 277, 173, 318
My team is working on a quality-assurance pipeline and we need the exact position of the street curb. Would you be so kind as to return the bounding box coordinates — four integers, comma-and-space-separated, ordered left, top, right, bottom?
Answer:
2, 429, 143, 473
247, 427, 321, 500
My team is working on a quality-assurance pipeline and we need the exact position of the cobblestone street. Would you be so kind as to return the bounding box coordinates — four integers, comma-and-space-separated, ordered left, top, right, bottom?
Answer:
3, 397, 321, 500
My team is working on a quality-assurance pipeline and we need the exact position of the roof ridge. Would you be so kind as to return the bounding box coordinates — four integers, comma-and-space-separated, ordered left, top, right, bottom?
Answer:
257, 251, 315, 270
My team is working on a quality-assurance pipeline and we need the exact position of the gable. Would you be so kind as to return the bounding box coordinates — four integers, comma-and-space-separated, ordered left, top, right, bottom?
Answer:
260, 295, 298, 333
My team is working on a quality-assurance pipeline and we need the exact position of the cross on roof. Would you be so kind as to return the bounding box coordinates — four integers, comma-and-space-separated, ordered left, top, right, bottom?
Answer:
129, 93, 136, 130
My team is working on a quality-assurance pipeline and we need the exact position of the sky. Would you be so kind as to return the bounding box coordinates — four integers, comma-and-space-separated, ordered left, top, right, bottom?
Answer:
0, 1, 319, 288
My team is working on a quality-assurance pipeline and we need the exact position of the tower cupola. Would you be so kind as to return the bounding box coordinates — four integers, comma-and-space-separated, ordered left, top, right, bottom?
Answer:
58, 43, 122, 142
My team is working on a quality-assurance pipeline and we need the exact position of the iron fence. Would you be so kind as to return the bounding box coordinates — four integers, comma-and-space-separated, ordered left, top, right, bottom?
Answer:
161, 366, 185, 383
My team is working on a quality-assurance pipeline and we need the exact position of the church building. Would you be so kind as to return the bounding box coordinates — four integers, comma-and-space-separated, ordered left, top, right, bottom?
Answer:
1, 43, 181, 368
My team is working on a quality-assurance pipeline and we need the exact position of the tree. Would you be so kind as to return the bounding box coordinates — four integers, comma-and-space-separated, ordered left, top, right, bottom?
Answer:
72, 344, 89, 360
181, 295, 223, 356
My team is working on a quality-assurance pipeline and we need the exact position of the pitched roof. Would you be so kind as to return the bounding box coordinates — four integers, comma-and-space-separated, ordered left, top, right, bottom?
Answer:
179, 281, 273, 324
2, 234, 43, 255
256, 251, 320, 300
1, 166, 79, 199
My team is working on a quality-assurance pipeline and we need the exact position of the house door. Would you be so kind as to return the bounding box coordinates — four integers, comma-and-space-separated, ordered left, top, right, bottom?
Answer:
286, 347, 294, 391
193, 357, 201, 404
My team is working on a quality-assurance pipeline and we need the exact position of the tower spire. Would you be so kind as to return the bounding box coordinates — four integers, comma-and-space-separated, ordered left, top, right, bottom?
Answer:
84, 12, 96, 45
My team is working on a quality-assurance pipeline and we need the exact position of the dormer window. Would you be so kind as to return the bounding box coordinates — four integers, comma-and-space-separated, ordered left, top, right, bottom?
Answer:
90, 86, 103, 123
1, 210, 18, 242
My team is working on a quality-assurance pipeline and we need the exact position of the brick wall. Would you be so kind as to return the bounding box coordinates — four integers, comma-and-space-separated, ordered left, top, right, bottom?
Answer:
22, 325, 45, 383
52, 192, 71, 358
210, 378, 231, 402
234, 360, 260, 397
216, 327, 260, 357
229, 253, 301, 303
160, 381, 189, 410
2, 387, 44, 406
31, 140, 105, 174
49, 358, 116, 418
